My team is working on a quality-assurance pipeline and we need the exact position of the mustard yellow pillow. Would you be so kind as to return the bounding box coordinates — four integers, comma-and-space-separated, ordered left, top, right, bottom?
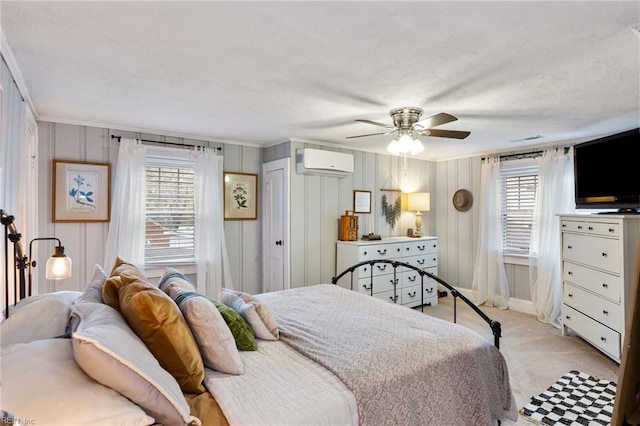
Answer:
118, 273, 206, 394
110, 257, 146, 281
101, 276, 123, 311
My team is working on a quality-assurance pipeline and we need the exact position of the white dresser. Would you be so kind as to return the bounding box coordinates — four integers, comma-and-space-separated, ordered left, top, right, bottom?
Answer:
559, 214, 640, 362
335, 236, 439, 308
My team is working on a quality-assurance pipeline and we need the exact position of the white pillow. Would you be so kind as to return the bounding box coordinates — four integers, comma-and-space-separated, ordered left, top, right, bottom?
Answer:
2, 338, 154, 426
1, 291, 81, 348
219, 288, 279, 340
167, 286, 244, 375
79, 263, 108, 303
71, 302, 201, 426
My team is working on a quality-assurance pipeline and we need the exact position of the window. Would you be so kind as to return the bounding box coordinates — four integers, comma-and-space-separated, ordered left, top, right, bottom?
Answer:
500, 163, 538, 254
145, 155, 196, 264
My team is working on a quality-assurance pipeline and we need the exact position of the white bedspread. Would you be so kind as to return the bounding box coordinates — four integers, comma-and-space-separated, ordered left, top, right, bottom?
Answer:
257, 284, 518, 426
203, 340, 358, 426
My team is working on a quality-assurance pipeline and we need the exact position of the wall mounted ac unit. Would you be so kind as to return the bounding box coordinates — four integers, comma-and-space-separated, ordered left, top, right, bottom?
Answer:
296, 148, 354, 177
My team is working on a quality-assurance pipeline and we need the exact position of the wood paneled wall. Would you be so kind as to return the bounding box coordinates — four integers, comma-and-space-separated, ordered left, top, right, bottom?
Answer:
35, 123, 263, 295
29, 121, 531, 303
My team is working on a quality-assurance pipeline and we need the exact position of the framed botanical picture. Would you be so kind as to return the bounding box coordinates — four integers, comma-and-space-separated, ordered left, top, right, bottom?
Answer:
52, 160, 111, 223
224, 172, 258, 220
353, 190, 372, 214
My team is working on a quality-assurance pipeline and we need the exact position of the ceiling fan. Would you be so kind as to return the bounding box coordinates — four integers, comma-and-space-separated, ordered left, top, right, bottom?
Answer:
347, 107, 470, 155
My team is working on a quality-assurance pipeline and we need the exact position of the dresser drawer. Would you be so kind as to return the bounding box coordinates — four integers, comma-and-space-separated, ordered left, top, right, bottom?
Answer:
372, 290, 398, 304
562, 233, 621, 274
401, 270, 437, 289
562, 305, 620, 360
587, 222, 621, 237
563, 261, 621, 302
400, 284, 437, 307
355, 262, 396, 280
561, 220, 588, 233
359, 243, 403, 260
404, 254, 438, 270
560, 220, 621, 237
357, 275, 398, 295
563, 283, 622, 331
402, 239, 438, 256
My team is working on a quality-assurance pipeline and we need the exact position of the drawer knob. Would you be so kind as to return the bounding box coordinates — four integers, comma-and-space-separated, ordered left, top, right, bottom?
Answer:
567, 271, 573, 275
567, 245, 573, 249
603, 310, 609, 315
390, 279, 398, 285
406, 247, 410, 251
433, 258, 436, 261
602, 283, 608, 289
417, 259, 425, 265
418, 245, 425, 250
600, 337, 607, 342
588, 226, 593, 231
408, 276, 416, 282
568, 293, 573, 298
565, 315, 571, 320
577, 225, 583, 229
601, 252, 608, 257
378, 249, 387, 255
397, 248, 401, 252
362, 284, 372, 290
389, 295, 398, 302
609, 228, 614, 233
363, 251, 367, 256
426, 288, 434, 293
363, 267, 368, 272
408, 291, 417, 297
376, 265, 387, 271
562, 224, 567, 228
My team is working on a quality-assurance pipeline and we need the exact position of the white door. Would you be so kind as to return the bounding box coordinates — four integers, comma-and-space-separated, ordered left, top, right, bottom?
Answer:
262, 158, 290, 292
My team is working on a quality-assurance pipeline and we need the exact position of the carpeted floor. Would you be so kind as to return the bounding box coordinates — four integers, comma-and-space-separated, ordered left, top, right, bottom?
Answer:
424, 294, 619, 425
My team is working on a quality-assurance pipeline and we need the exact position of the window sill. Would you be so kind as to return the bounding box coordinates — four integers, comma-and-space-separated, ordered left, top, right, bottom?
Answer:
503, 253, 530, 266
143, 263, 197, 279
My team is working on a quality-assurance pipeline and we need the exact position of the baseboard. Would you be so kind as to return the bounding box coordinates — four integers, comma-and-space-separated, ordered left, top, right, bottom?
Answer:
447, 287, 536, 316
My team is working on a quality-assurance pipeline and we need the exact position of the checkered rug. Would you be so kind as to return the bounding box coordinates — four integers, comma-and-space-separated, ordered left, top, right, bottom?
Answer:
520, 370, 616, 425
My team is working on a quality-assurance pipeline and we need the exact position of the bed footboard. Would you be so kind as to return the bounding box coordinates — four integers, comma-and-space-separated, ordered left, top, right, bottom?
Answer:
331, 259, 502, 349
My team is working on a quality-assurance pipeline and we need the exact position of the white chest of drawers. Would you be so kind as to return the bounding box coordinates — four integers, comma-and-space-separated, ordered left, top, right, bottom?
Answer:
335, 236, 439, 308
559, 214, 640, 362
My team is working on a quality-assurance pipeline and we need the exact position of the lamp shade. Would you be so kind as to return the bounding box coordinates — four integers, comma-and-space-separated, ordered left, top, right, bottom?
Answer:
407, 192, 430, 212
45, 246, 72, 280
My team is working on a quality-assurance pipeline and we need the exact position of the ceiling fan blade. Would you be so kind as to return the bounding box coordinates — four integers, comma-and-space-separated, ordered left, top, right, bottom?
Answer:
346, 130, 396, 139
420, 129, 471, 139
416, 112, 458, 128
354, 119, 395, 129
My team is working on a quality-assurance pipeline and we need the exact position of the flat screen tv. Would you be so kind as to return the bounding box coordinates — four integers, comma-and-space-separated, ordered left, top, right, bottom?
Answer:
573, 128, 640, 212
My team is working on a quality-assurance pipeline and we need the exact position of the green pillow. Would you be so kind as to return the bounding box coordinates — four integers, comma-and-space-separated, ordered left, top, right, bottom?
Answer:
172, 291, 257, 351
211, 300, 257, 351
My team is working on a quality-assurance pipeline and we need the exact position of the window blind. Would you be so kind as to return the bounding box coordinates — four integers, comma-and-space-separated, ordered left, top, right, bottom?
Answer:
500, 166, 538, 254
145, 156, 196, 264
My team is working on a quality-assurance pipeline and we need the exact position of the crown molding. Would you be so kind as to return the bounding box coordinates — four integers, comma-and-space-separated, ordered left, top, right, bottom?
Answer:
1, 30, 37, 118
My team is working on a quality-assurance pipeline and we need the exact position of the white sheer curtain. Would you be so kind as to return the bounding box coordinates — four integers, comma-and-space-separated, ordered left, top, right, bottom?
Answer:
193, 147, 233, 297
103, 138, 147, 270
529, 147, 574, 328
471, 156, 510, 308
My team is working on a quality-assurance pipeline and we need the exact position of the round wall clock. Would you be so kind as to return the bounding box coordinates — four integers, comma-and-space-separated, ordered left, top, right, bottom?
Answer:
453, 189, 473, 212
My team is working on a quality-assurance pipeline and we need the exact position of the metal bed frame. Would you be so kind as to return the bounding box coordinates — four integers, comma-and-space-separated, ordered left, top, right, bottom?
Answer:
332, 259, 502, 349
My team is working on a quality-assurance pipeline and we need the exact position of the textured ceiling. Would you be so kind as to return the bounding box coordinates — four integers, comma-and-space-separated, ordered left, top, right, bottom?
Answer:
2, 1, 639, 161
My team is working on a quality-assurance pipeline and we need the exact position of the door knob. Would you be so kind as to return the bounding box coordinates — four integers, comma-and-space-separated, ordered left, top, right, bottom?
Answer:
275, 240, 283, 246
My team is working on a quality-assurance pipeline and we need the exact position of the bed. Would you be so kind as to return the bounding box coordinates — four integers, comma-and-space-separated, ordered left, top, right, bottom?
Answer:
1, 258, 518, 426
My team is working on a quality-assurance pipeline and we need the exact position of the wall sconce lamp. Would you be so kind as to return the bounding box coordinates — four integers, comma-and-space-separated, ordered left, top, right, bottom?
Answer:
407, 192, 430, 238
2, 209, 72, 319
29, 238, 72, 296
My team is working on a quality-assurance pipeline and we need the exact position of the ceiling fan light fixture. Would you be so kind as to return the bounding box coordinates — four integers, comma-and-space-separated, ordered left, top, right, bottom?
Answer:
386, 139, 402, 156
410, 139, 424, 155
397, 133, 414, 151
